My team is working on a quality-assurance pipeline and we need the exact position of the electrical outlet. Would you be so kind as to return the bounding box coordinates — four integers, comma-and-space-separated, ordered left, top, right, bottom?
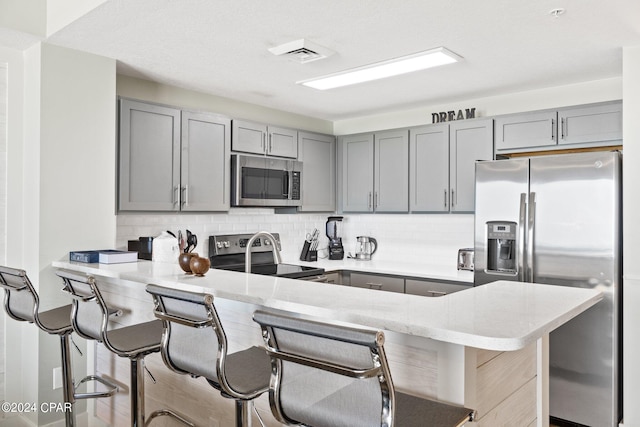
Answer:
53, 367, 62, 390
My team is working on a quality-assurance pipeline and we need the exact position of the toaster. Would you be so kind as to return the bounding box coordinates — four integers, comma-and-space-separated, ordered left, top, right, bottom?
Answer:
457, 248, 475, 271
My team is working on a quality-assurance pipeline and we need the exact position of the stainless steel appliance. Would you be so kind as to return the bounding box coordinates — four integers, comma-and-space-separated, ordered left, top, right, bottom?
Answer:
326, 216, 344, 260
231, 154, 302, 207
474, 151, 621, 427
209, 233, 324, 279
355, 236, 378, 260
456, 248, 474, 271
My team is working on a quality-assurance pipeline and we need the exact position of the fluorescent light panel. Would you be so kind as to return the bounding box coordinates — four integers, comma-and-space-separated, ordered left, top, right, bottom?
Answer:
299, 47, 462, 90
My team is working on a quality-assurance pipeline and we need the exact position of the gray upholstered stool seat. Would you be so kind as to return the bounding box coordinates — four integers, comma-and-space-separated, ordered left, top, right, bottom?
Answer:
57, 269, 192, 427
206, 345, 272, 397
36, 305, 75, 332
100, 320, 164, 356
146, 284, 271, 427
253, 309, 476, 427
0, 265, 118, 427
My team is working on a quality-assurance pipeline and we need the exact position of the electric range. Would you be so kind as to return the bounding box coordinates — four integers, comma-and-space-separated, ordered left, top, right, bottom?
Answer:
208, 233, 324, 279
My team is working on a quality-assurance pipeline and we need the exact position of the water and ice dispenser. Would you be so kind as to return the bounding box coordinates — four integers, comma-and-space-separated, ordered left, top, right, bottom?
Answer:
486, 221, 517, 274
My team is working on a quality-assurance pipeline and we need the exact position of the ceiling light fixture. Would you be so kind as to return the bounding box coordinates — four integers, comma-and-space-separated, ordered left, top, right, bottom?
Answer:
298, 47, 462, 90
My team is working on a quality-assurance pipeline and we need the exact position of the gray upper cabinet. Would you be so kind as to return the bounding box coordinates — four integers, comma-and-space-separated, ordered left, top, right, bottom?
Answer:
409, 119, 492, 213
558, 102, 622, 145
119, 99, 181, 211
339, 130, 409, 213
181, 111, 231, 211
495, 111, 557, 152
118, 99, 230, 212
231, 119, 298, 158
449, 119, 494, 212
409, 124, 449, 212
340, 133, 375, 212
298, 131, 336, 212
375, 130, 409, 212
495, 101, 622, 153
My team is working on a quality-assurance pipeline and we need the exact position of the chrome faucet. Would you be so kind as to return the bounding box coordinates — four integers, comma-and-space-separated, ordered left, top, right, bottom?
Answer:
245, 231, 282, 273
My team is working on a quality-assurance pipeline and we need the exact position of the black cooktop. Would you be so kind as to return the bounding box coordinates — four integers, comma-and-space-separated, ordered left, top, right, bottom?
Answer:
216, 263, 324, 279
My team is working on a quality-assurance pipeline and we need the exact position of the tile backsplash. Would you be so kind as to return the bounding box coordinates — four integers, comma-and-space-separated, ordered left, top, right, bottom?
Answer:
117, 209, 474, 268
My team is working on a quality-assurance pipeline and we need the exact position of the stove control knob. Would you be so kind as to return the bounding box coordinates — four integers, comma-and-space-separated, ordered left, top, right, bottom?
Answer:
223, 241, 230, 248
216, 242, 223, 249
264, 239, 271, 246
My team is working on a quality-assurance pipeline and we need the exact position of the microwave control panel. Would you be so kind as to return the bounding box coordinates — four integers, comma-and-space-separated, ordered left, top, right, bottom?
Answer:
291, 171, 301, 200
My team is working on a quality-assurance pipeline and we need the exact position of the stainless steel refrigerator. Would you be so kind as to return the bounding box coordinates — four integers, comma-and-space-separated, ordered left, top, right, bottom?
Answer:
474, 151, 621, 427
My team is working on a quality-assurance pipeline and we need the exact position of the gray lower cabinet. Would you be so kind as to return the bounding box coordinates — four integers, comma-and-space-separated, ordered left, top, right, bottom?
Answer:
405, 279, 470, 297
495, 101, 622, 153
118, 99, 230, 212
339, 130, 409, 213
232, 119, 298, 158
409, 119, 493, 213
350, 273, 405, 293
297, 131, 336, 212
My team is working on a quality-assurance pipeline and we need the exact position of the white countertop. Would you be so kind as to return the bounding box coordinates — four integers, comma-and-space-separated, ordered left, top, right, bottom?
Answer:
52, 260, 601, 352
294, 257, 474, 283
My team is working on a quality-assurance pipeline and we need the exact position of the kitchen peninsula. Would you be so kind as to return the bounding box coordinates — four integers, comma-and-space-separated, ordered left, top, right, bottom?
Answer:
52, 260, 601, 426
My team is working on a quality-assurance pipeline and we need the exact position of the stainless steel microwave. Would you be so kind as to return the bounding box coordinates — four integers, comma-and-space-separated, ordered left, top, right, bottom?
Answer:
231, 154, 302, 207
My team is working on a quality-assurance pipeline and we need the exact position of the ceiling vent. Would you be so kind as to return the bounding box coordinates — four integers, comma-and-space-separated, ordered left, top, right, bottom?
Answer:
268, 39, 334, 64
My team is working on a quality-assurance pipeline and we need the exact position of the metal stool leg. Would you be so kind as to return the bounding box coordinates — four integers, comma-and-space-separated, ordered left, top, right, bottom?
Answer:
130, 355, 195, 427
236, 400, 252, 427
60, 334, 75, 427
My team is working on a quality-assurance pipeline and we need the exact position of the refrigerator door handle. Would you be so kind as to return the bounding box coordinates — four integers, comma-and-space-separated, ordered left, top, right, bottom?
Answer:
518, 193, 527, 282
527, 192, 536, 282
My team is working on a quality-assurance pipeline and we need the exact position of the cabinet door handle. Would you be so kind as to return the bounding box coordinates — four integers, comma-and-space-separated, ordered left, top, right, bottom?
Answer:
262, 134, 266, 152
561, 118, 566, 140
444, 189, 448, 208
181, 185, 188, 208
374, 191, 378, 209
451, 189, 455, 208
428, 290, 447, 297
368, 192, 372, 209
551, 119, 555, 140
366, 282, 383, 290
268, 133, 272, 153
173, 186, 179, 206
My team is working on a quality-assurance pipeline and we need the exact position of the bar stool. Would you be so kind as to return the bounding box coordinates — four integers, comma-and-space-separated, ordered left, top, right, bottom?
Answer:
57, 269, 193, 427
146, 284, 271, 427
0, 265, 118, 427
253, 309, 477, 427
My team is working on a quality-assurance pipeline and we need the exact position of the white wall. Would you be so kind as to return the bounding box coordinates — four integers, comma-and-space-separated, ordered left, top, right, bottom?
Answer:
622, 45, 640, 427
6, 42, 117, 426
117, 211, 473, 269
0, 61, 7, 421
117, 74, 334, 135
0, 44, 29, 425
333, 77, 622, 134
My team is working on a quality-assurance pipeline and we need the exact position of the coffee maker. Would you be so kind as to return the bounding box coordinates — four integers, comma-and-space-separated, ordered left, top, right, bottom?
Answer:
326, 216, 344, 260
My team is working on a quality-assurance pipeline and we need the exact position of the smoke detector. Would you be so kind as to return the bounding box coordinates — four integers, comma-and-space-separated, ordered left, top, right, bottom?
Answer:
268, 39, 335, 64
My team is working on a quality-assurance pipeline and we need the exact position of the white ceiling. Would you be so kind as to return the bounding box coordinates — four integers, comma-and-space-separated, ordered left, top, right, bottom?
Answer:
17, 0, 640, 121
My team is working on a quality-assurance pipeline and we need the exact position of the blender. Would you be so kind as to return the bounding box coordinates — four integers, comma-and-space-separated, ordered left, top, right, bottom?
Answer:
325, 216, 344, 260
